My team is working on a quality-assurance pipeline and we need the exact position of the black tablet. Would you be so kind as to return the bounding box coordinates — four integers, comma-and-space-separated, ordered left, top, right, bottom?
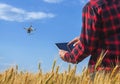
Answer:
55, 42, 74, 52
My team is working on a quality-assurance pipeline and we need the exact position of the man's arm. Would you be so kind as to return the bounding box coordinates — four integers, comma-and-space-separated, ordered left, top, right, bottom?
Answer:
59, 3, 102, 64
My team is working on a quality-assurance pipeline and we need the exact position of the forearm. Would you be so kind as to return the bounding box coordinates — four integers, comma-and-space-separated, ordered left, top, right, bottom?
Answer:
64, 41, 89, 64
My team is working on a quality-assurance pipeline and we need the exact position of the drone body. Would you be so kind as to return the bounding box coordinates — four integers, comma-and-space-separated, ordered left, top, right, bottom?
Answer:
24, 25, 35, 34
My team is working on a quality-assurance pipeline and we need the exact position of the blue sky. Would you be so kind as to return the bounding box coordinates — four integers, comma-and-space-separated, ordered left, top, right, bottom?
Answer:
0, 0, 89, 73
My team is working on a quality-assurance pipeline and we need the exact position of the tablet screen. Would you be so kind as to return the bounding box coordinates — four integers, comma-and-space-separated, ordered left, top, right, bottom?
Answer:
55, 42, 74, 52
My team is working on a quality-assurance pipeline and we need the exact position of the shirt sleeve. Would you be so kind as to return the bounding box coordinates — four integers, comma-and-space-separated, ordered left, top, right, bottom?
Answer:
64, 3, 102, 64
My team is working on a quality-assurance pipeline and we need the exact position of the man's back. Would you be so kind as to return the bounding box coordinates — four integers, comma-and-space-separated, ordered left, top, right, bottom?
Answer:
89, 0, 120, 69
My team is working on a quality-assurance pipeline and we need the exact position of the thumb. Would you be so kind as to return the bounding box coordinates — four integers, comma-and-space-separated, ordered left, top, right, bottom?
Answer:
73, 41, 80, 46
68, 38, 78, 45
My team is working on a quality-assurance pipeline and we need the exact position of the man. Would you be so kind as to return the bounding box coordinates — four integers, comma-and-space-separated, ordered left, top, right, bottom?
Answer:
59, 0, 120, 72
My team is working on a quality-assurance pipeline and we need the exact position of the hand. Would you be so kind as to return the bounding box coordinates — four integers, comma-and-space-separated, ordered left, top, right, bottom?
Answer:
68, 36, 80, 46
59, 50, 68, 61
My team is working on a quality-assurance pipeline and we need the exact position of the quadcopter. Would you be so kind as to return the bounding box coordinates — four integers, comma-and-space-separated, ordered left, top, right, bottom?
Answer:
24, 25, 36, 34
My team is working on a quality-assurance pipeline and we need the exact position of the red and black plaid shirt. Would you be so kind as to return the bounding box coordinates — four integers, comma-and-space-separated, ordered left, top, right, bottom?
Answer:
64, 0, 120, 71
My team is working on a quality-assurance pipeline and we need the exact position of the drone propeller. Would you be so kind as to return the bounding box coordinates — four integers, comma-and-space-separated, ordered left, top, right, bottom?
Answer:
24, 28, 27, 30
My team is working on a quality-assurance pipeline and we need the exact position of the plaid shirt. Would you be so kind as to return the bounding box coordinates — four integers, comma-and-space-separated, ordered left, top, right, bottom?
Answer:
64, 0, 120, 71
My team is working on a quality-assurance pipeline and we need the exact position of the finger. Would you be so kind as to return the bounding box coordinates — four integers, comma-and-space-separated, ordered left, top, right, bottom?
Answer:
59, 50, 67, 54
59, 50, 67, 56
68, 38, 78, 45
73, 41, 80, 46
59, 50, 62, 55
59, 50, 65, 56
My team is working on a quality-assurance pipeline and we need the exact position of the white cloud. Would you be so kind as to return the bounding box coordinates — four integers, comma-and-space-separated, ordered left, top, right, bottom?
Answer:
0, 3, 55, 22
43, 0, 63, 3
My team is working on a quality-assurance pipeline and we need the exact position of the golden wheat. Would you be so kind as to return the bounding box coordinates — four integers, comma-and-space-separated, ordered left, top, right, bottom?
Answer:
0, 59, 120, 84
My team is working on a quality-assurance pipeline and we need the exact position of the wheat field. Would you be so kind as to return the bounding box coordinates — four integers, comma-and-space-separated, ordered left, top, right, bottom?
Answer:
0, 51, 120, 84
0, 59, 120, 84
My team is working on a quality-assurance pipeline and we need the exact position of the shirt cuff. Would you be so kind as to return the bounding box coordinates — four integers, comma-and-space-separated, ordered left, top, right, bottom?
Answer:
64, 41, 86, 64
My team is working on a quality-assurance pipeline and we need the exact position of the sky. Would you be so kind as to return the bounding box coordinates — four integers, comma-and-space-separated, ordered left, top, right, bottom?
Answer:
0, 0, 89, 73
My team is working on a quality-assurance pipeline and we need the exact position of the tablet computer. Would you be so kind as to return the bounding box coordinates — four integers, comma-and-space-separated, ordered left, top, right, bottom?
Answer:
55, 42, 74, 52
